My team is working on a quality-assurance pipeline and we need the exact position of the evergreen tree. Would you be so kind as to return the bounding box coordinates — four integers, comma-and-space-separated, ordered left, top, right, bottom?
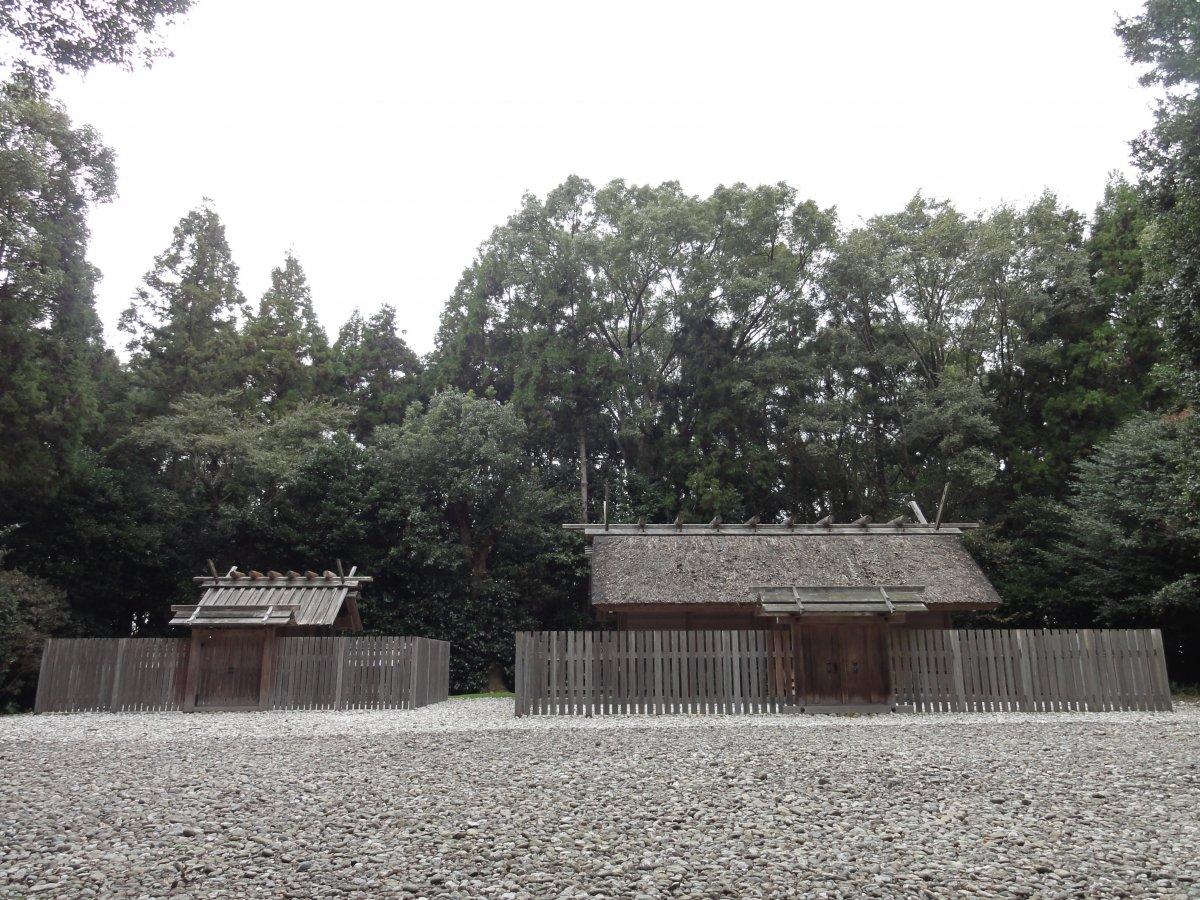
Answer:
242, 253, 332, 416
333, 305, 422, 438
0, 79, 115, 499
1051, 412, 1200, 681
1118, 0, 1200, 402
119, 203, 247, 417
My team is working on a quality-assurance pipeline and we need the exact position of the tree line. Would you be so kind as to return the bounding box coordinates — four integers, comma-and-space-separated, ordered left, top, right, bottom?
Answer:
1, 1, 1198, 705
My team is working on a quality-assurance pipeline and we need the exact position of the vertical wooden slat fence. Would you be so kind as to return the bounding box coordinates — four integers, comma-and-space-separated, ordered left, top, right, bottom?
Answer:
889, 628, 1173, 713
34, 638, 190, 713
35, 636, 450, 713
515, 630, 797, 716
515, 628, 1173, 716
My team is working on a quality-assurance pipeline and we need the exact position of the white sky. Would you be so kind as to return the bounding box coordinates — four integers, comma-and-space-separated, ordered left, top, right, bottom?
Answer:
54, 0, 1155, 356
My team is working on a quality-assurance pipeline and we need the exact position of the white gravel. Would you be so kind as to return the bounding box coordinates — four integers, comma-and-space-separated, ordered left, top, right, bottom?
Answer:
2, 700, 1197, 898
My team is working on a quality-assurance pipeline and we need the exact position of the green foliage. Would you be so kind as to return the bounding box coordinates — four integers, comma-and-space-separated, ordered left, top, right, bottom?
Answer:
1119, 0, 1200, 403
7, 0, 1200, 702
0, 81, 114, 499
361, 390, 579, 690
0, 561, 70, 712
241, 254, 332, 416
0, 0, 190, 84
120, 203, 248, 418
1051, 413, 1200, 679
333, 305, 422, 438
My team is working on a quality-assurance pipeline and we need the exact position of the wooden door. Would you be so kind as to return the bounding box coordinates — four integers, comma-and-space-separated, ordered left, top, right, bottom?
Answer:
795, 622, 890, 706
839, 623, 890, 705
194, 631, 265, 710
796, 623, 842, 706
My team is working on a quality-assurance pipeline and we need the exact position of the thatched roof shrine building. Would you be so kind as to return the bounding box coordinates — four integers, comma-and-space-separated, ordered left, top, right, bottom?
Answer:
565, 516, 1002, 708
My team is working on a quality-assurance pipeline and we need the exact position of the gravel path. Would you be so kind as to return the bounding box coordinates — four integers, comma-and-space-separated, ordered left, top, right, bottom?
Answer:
1, 701, 1197, 898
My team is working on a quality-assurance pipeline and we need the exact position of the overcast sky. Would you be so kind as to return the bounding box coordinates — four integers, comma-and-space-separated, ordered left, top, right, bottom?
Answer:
55, 0, 1154, 355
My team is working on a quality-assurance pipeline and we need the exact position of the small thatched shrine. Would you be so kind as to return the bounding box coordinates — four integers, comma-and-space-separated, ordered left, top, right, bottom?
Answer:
566, 508, 1000, 708
171, 565, 370, 710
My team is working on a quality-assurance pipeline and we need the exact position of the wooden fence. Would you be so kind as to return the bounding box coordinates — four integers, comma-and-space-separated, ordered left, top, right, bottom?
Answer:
515, 630, 794, 716
514, 628, 1173, 716
33, 638, 190, 713
34, 635, 450, 713
269, 635, 450, 710
891, 628, 1173, 712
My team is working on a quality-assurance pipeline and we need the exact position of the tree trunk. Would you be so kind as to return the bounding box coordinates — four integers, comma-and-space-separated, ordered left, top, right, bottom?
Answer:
579, 429, 589, 523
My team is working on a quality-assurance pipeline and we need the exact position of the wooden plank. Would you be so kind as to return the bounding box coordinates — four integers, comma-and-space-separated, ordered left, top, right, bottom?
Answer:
515, 632, 526, 717
1129, 629, 1149, 712
948, 632, 965, 712
1148, 629, 1172, 711
33, 639, 54, 713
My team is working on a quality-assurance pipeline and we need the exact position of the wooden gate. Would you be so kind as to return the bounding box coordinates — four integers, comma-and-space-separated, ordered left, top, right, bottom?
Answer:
192, 630, 267, 710
794, 622, 890, 707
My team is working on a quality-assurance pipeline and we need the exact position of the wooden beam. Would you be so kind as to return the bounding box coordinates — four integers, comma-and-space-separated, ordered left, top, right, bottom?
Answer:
563, 523, 979, 536
935, 483, 949, 531
907, 500, 928, 524
207, 559, 219, 578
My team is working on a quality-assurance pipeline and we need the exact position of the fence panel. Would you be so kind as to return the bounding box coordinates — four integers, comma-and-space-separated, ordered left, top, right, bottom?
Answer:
516, 627, 1173, 717
34, 638, 188, 713
36, 635, 450, 713
892, 628, 1172, 713
514, 629, 795, 717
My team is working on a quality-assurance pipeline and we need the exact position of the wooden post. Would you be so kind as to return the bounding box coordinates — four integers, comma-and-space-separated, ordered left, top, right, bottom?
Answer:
579, 431, 589, 525
182, 630, 202, 712
258, 628, 277, 711
109, 639, 128, 712
514, 632, 525, 717
934, 483, 949, 530
333, 635, 348, 709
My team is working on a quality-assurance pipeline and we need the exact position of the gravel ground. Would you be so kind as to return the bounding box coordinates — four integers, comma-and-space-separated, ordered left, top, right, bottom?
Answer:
1, 701, 1197, 899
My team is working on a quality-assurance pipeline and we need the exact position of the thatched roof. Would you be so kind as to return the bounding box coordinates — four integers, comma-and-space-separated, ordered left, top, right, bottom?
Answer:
170, 569, 369, 628
588, 533, 1001, 608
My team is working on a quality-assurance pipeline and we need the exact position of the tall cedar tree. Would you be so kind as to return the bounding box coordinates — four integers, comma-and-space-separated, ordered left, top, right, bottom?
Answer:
120, 204, 247, 418
242, 253, 332, 416
1118, 0, 1200, 402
